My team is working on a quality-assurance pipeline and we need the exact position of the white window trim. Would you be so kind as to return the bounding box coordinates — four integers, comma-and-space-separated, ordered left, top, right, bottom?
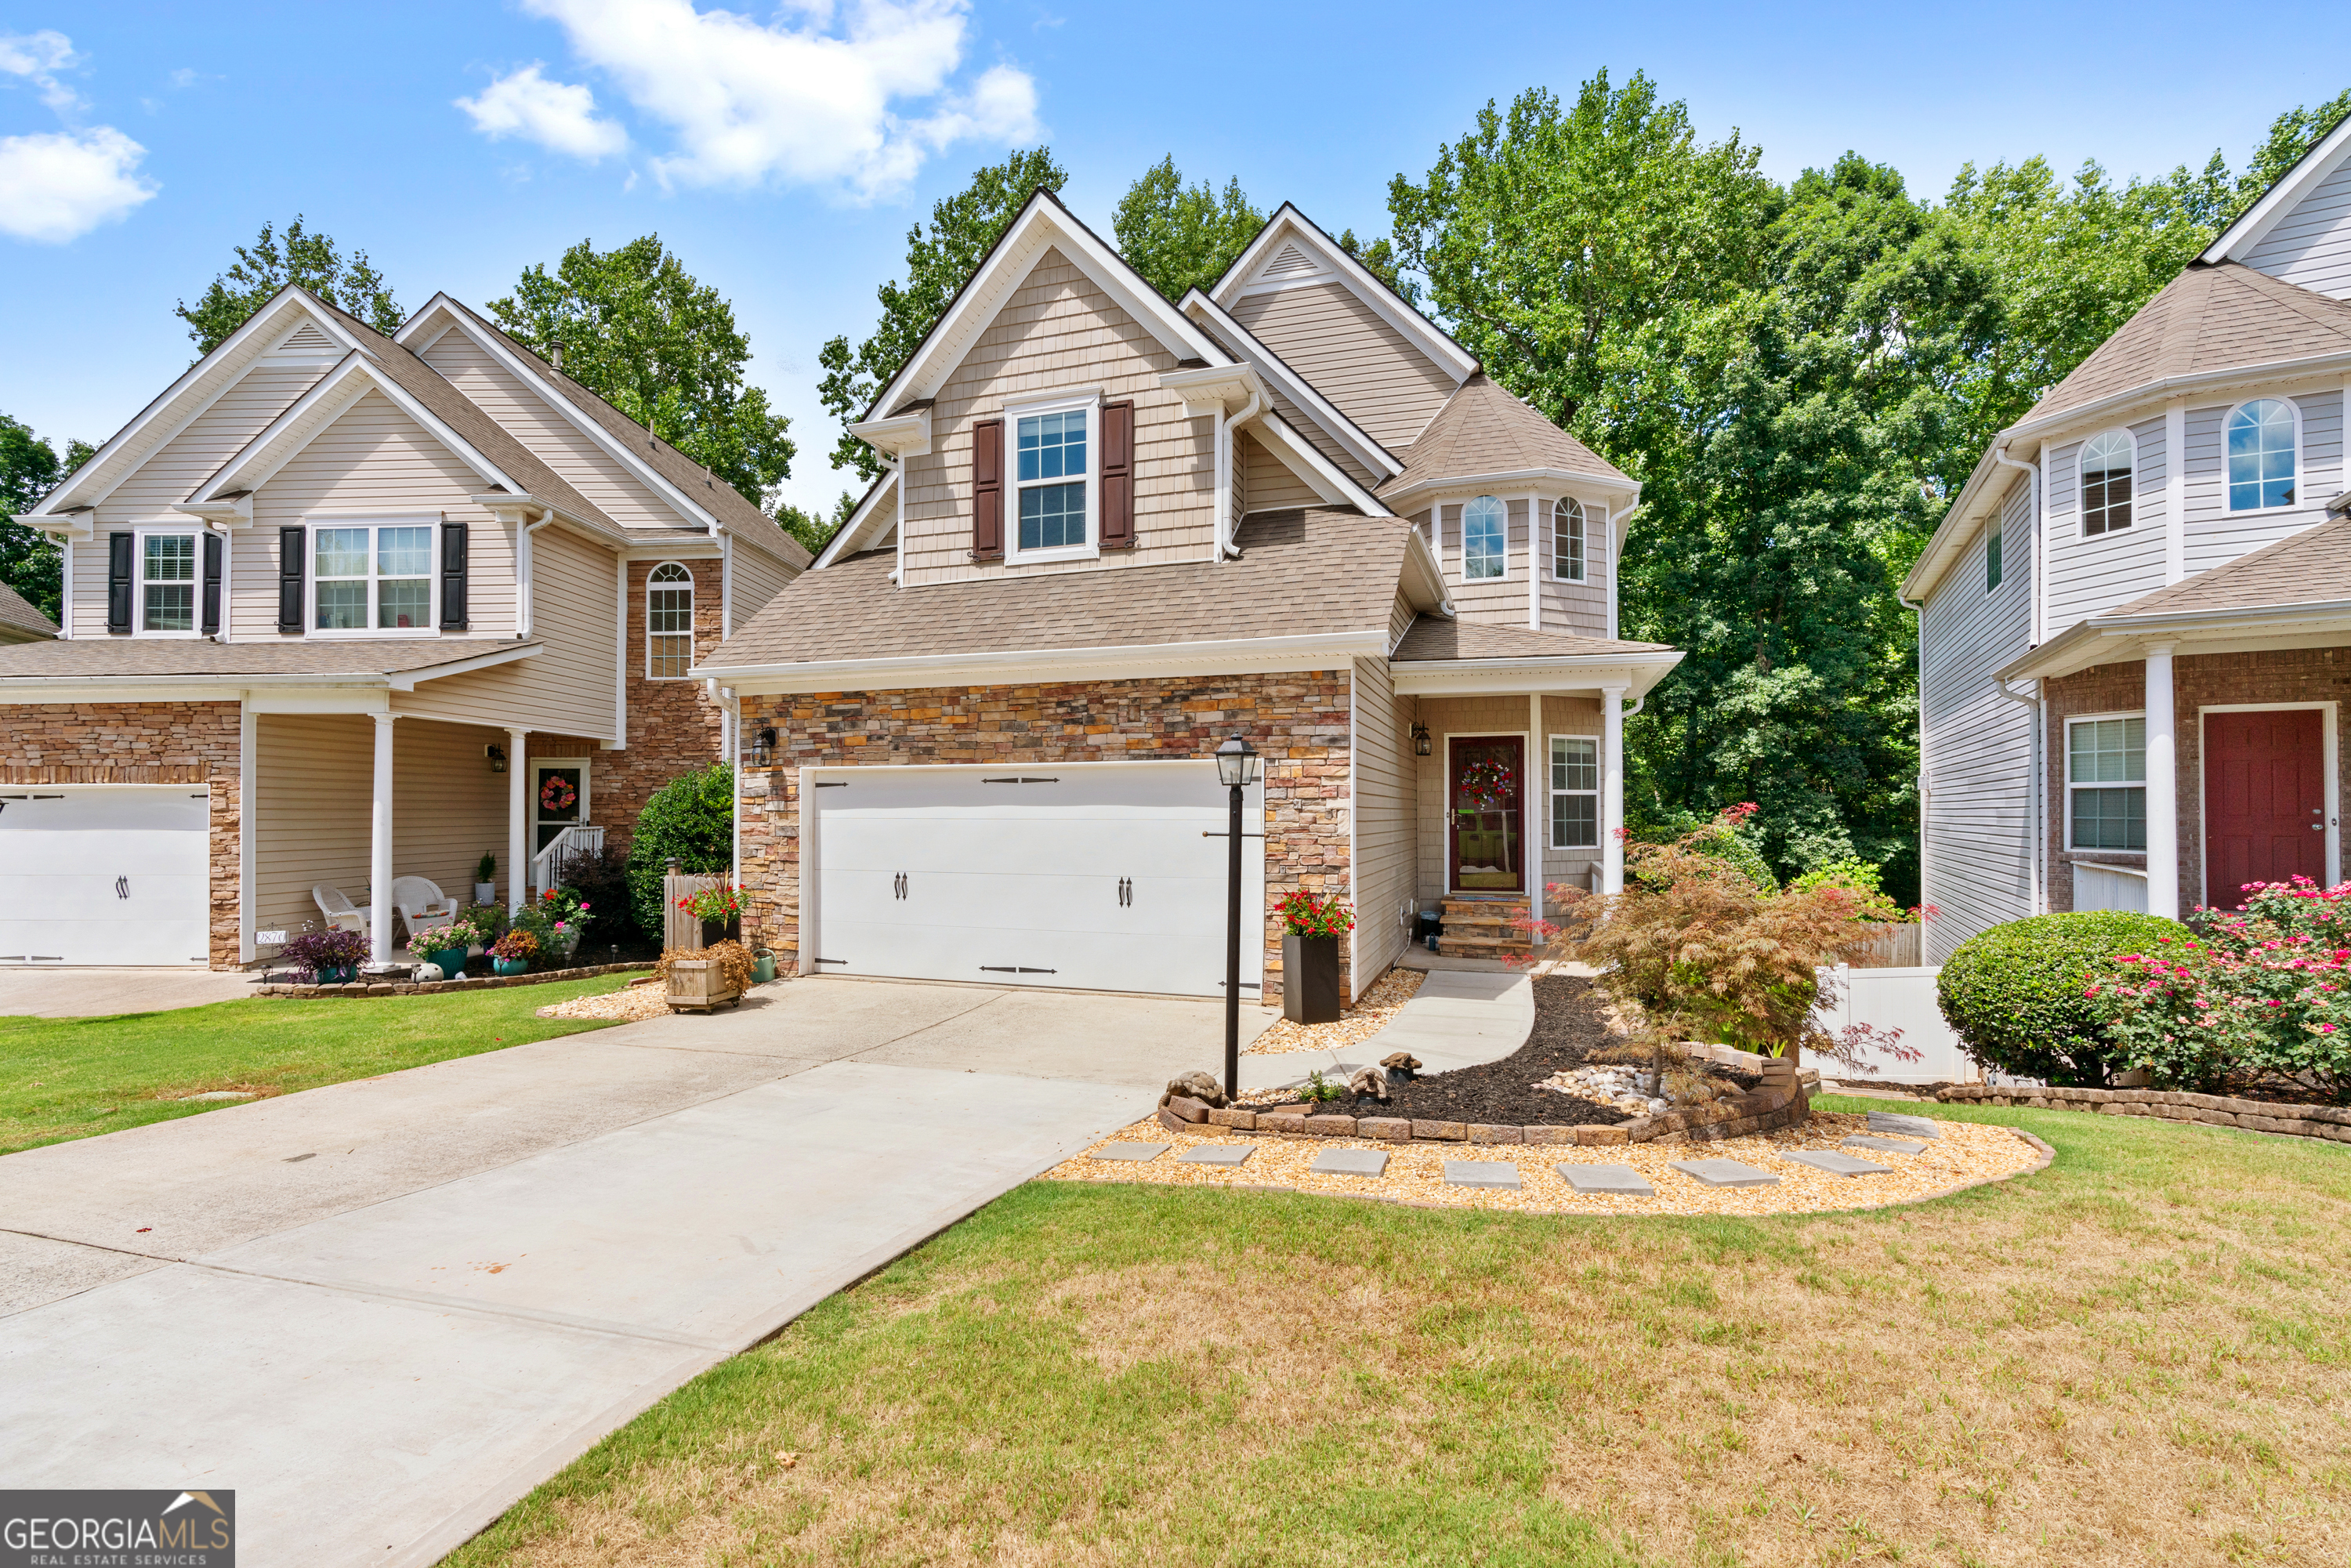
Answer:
2078, 429, 2137, 538
2064, 709, 2147, 853
130, 523, 206, 639
1003, 389, 1102, 565
1985, 512, 2004, 593
304, 516, 443, 639
1461, 494, 1510, 584
2194, 701, 2340, 905
2221, 396, 2303, 516
1547, 732, 1601, 850
645, 559, 695, 681
1552, 498, 1586, 583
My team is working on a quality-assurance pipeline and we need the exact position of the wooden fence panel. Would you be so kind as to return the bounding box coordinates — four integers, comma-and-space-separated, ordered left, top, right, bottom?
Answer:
1840, 922, 1922, 969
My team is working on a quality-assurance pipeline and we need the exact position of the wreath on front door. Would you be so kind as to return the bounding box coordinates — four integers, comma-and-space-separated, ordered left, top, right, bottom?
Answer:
539, 774, 578, 813
1457, 756, 1516, 811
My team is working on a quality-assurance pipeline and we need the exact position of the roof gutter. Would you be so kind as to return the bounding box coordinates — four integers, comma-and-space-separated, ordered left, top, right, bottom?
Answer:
1380, 465, 1639, 516
691, 628, 1391, 695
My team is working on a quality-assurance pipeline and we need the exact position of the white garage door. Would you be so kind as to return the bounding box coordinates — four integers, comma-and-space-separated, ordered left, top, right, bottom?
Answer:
806, 762, 1266, 998
0, 788, 213, 967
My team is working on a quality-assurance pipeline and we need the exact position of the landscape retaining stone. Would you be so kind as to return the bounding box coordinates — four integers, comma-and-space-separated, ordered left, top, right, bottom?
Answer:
1466, 1124, 1523, 1144
1303, 1114, 1357, 1136
1939, 1081, 2351, 1146
259, 961, 654, 999
1165, 1096, 1212, 1124
1206, 1106, 1257, 1129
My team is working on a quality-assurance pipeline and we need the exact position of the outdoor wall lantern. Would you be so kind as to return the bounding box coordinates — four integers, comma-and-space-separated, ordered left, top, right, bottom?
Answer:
1213, 733, 1262, 1099
486, 744, 509, 774
1411, 722, 1433, 757
748, 726, 778, 768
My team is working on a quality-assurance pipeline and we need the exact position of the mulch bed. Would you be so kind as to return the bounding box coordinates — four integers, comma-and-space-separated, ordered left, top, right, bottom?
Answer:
1357, 973, 1634, 1128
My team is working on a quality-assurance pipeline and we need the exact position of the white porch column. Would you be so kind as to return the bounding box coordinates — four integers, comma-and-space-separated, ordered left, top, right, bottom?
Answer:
2144, 643, 2179, 920
1527, 691, 1545, 927
507, 727, 529, 914
1601, 683, 1627, 896
369, 714, 400, 965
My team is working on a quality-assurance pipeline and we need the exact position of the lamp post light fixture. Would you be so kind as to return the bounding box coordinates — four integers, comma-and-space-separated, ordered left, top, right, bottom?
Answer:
1214, 733, 1262, 1099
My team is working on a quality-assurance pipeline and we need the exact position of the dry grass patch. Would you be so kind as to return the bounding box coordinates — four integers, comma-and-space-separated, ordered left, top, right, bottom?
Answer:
448, 1099, 2351, 1568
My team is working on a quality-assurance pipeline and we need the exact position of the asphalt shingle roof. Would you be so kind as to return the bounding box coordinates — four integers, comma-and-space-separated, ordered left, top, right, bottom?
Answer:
0, 637, 538, 680
2103, 514, 2351, 618
0, 581, 56, 639
1391, 617, 1672, 661
1378, 374, 1628, 496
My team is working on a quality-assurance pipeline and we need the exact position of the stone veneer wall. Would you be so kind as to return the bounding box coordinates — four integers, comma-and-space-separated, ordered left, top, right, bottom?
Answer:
2043, 646, 2351, 911
735, 671, 1353, 998
0, 701, 244, 968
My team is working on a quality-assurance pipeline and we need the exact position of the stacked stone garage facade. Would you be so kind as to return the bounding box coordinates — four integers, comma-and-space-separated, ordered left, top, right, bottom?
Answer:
734, 670, 1354, 999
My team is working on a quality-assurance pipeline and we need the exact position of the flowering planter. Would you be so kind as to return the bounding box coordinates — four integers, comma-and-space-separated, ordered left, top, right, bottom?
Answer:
1282, 934, 1342, 1024
493, 958, 530, 977
318, 964, 359, 986
426, 946, 469, 979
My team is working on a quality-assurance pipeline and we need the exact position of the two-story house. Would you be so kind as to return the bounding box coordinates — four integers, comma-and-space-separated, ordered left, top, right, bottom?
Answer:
1911, 116, 2351, 957
699, 194, 1683, 1001
0, 285, 807, 969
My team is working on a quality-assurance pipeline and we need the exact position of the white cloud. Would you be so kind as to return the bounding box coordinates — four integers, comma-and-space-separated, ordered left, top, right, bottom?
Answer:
507, 0, 1039, 197
0, 125, 158, 242
0, 28, 82, 112
456, 62, 629, 161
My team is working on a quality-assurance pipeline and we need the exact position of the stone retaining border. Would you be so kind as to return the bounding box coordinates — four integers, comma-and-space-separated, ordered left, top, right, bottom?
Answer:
1937, 1082, 2351, 1145
255, 962, 654, 1000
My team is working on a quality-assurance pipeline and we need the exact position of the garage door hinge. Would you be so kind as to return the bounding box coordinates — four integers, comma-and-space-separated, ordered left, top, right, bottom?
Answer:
1201, 831, 1266, 839
982, 777, 1060, 784
1218, 980, 1262, 989
813, 958, 849, 965
813, 781, 849, 788
980, 965, 1058, 974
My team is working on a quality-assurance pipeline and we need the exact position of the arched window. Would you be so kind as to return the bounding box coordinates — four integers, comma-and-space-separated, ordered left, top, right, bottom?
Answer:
2080, 430, 2134, 536
1553, 498, 1585, 581
1462, 495, 1506, 580
2227, 398, 2297, 512
647, 562, 694, 679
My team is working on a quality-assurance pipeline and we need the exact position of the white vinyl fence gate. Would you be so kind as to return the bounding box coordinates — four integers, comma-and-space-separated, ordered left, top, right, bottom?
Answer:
1806, 963, 1982, 1085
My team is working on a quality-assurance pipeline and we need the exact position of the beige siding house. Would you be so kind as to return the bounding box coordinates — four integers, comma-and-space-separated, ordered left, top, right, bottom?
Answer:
1, 286, 807, 969
704, 194, 1681, 1001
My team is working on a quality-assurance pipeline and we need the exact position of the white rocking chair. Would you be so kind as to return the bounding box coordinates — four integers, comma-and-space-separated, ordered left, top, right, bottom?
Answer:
390, 876, 461, 947
313, 883, 371, 938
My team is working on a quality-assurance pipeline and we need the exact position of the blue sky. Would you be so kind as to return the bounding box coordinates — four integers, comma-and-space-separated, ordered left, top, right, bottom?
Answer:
6, 0, 2349, 516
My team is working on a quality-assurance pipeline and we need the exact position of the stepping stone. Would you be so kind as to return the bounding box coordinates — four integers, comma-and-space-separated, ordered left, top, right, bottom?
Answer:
1867, 1110, 1941, 1139
1444, 1160, 1521, 1190
1177, 1144, 1253, 1167
1092, 1142, 1169, 1162
1844, 1133, 1926, 1155
1668, 1158, 1779, 1188
1556, 1163, 1655, 1196
1781, 1150, 1893, 1178
1310, 1147, 1389, 1178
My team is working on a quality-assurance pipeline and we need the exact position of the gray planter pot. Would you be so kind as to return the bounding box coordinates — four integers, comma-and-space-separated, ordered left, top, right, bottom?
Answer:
1282, 933, 1342, 1024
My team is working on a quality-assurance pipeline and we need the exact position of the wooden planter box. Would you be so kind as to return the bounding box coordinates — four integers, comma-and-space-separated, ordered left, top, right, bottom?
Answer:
665, 959, 741, 1013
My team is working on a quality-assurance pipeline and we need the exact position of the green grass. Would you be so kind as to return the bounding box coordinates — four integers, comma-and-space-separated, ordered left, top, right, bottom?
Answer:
447, 1096, 2351, 1567
0, 974, 638, 1155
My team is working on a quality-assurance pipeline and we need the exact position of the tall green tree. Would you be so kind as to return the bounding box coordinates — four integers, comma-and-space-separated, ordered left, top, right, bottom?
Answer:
176, 216, 401, 357
1, 416, 92, 625
775, 490, 860, 557
817, 147, 1069, 482
1112, 158, 1264, 302
490, 236, 796, 515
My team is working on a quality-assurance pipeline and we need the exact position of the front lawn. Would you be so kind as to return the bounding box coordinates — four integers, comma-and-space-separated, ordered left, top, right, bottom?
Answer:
0, 974, 638, 1156
451, 1097, 2351, 1567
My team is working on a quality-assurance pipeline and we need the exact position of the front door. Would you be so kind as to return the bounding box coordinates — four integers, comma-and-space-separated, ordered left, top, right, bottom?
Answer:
1449, 735, 1524, 893
2204, 709, 2326, 907
533, 760, 586, 853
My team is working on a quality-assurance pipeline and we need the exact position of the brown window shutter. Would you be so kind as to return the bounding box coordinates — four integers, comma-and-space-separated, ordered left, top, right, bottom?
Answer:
971, 418, 1003, 560
1099, 400, 1135, 549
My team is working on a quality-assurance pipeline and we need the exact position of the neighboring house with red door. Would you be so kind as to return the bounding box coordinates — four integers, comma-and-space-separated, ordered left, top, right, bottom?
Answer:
1907, 115, 2351, 957
0, 285, 806, 970
697, 193, 1682, 1001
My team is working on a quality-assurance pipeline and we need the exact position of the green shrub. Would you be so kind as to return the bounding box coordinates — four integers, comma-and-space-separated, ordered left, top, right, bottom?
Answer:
1791, 857, 1882, 898
626, 763, 734, 937
1939, 911, 2191, 1085
1632, 822, 1778, 894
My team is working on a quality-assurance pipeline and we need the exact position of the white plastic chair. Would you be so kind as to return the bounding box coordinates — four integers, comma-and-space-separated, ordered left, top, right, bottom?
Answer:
390, 876, 460, 947
313, 883, 371, 937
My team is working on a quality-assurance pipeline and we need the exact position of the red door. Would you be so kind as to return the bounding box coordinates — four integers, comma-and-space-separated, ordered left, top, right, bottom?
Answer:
1448, 736, 1524, 893
2204, 709, 2327, 907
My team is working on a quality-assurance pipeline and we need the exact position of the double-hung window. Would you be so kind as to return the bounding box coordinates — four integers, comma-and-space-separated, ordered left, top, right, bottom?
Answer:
1550, 735, 1599, 849
2068, 715, 2146, 850
314, 523, 435, 632
1553, 498, 1585, 581
1462, 494, 1506, 580
647, 562, 694, 678
1009, 397, 1094, 559
141, 531, 198, 632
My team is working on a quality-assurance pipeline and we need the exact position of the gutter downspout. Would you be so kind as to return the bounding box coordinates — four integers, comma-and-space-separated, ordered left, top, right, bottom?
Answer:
516, 509, 554, 637
1996, 677, 2048, 915
886, 454, 905, 585
1991, 444, 2043, 646
1216, 389, 1262, 560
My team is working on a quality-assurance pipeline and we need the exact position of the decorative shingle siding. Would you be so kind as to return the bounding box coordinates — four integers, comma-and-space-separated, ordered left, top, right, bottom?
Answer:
734, 671, 1353, 998
1228, 280, 1455, 450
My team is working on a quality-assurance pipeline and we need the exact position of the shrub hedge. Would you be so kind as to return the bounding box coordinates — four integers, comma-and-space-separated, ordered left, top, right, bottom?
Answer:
1939, 911, 2190, 1085
626, 763, 735, 937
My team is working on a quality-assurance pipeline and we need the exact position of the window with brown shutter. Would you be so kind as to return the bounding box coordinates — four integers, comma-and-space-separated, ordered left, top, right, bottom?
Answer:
971, 418, 1004, 561
1099, 400, 1135, 549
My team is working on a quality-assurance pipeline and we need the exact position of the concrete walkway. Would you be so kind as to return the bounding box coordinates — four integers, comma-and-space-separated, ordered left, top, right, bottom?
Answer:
1237, 969, 1536, 1094
0, 965, 270, 1018
0, 977, 1271, 1566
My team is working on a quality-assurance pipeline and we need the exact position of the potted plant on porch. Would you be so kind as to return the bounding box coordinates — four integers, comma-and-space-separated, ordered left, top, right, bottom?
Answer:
1279, 890, 1354, 1025
282, 927, 368, 985
474, 853, 497, 907
488, 928, 539, 977
678, 883, 742, 948
423, 914, 485, 980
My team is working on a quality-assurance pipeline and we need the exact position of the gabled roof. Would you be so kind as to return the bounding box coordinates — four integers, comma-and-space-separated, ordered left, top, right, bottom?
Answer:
0, 636, 540, 683
0, 581, 56, 639
1181, 288, 1402, 480
2108, 512, 2351, 619
1377, 374, 1632, 504
2020, 262, 2351, 427
2203, 110, 2351, 266
1210, 205, 1479, 383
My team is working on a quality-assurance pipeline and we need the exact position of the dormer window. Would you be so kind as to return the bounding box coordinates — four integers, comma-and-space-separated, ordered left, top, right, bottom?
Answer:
1462, 495, 1506, 580
1007, 396, 1096, 560
142, 533, 198, 632
2080, 431, 2134, 535
1553, 498, 1585, 581
2227, 398, 2296, 511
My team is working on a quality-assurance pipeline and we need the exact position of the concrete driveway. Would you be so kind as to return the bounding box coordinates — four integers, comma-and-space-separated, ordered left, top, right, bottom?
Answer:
0, 978, 1270, 1566
0, 965, 269, 1018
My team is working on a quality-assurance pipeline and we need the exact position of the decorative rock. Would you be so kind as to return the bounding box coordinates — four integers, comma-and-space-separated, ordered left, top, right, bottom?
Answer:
1092, 1143, 1169, 1162
1842, 1133, 1926, 1154
1668, 1158, 1780, 1188
1206, 1106, 1258, 1130
1347, 1066, 1389, 1100
1177, 1144, 1254, 1167
1557, 1163, 1655, 1196
1867, 1111, 1941, 1139
1357, 1117, 1414, 1141
1574, 1124, 1631, 1146
1411, 1119, 1467, 1141
1163, 1096, 1212, 1124
1444, 1160, 1521, 1190
1309, 1147, 1389, 1177
1161, 1071, 1226, 1110
1466, 1124, 1524, 1145
1303, 1114, 1357, 1136
1380, 1051, 1422, 1081
1781, 1150, 1893, 1177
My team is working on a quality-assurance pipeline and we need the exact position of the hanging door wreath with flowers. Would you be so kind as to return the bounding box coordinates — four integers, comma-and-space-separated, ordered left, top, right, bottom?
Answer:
539, 774, 578, 813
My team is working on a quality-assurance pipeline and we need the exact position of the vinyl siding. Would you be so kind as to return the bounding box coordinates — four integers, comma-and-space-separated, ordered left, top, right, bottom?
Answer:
393, 523, 618, 740
1388, 591, 1415, 650
1349, 657, 1415, 995
2043, 415, 2169, 628
727, 531, 796, 627
1190, 311, 1381, 486
900, 247, 1215, 584
1238, 426, 1319, 514
1227, 281, 1457, 451
1530, 496, 1612, 636
2179, 389, 2344, 574
1919, 475, 2038, 960
2242, 154, 2351, 299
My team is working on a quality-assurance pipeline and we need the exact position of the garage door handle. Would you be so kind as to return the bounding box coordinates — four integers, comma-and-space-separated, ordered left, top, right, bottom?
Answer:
1117, 877, 1132, 907
116, 876, 129, 900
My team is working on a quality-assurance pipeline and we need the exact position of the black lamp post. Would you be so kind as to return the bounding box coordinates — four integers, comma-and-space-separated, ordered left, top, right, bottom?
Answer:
1215, 733, 1262, 1099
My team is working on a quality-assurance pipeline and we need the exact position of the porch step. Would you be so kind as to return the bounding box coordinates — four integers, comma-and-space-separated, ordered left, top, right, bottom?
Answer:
1437, 896, 1534, 960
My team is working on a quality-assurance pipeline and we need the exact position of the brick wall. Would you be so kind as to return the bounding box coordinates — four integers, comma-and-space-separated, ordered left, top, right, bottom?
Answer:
736, 671, 1353, 997
2044, 646, 2351, 911
0, 701, 244, 968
